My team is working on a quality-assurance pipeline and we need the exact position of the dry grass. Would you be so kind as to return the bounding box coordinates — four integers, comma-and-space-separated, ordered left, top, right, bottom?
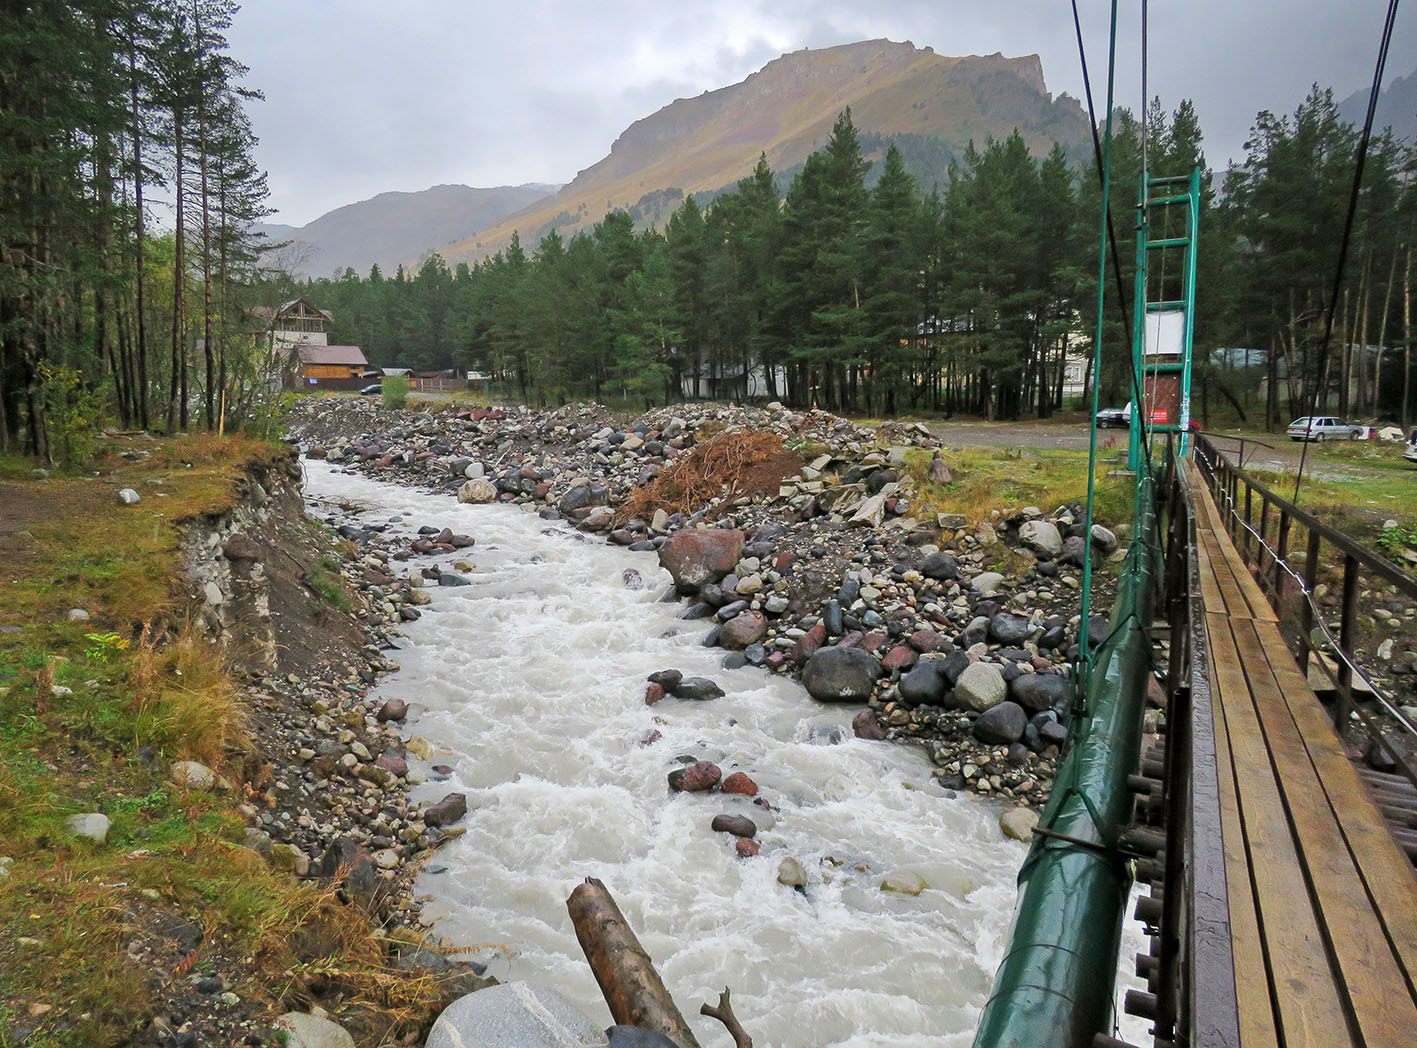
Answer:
623, 429, 801, 521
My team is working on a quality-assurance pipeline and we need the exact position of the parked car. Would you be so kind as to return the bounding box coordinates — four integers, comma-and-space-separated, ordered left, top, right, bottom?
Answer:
359, 383, 383, 396
1096, 403, 1132, 428
1405, 428, 1417, 465
1286, 416, 1360, 441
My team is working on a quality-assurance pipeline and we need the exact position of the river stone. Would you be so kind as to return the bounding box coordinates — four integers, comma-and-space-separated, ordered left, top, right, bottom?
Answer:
1010, 672, 1068, 713
657, 529, 745, 590
1019, 519, 1062, 557
711, 814, 757, 838
973, 571, 1005, 596
1091, 524, 1118, 555
423, 793, 468, 828
802, 647, 879, 702
606, 1028, 681, 1048
852, 709, 887, 740
1000, 808, 1040, 842
668, 761, 721, 792
718, 610, 767, 650
720, 772, 758, 796
919, 552, 958, 581
457, 478, 497, 504
988, 612, 1031, 645
66, 813, 111, 842
376, 698, 408, 722
898, 662, 945, 705
973, 701, 1027, 745
426, 982, 606, 1048
117, 487, 140, 505
275, 1012, 356, 1048
1059, 535, 1087, 567
955, 662, 1006, 712
647, 669, 683, 690
777, 857, 808, 887
557, 483, 606, 515
880, 869, 927, 895
671, 677, 724, 700
169, 760, 216, 788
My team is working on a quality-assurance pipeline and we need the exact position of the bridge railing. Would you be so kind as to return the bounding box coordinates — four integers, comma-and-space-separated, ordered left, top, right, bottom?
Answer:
1191, 433, 1417, 785
1152, 439, 1242, 1048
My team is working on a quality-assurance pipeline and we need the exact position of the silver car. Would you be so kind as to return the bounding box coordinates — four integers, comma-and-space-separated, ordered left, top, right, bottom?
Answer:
1287, 416, 1360, 442
1404, 428, 1417, 465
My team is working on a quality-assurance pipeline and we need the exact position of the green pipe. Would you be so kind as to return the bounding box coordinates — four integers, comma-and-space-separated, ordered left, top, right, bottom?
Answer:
973, 480, 1157, 1048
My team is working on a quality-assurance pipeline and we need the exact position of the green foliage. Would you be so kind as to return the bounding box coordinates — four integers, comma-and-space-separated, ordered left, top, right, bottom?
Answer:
305, 556, 352, 612
381, 374, 410, 409
38, 364, 104, 470
1378, 521, 1417, 557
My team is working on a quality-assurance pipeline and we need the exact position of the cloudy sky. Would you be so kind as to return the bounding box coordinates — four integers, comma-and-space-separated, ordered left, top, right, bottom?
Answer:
226, 0, 1415, 227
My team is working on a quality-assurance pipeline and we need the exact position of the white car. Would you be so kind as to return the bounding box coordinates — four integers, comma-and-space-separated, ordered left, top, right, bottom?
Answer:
1286, 416, 1360, 442
1405, 428, 1417, 465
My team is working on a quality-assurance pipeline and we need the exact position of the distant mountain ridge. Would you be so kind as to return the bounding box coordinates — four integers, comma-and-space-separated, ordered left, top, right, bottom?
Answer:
256, 182, 558, 277
1337, 65, 1417, 143
435, 39, 1091, 264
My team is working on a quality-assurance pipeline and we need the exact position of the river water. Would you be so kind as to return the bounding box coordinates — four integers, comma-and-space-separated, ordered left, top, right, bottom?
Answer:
304, 461, 1038, 1047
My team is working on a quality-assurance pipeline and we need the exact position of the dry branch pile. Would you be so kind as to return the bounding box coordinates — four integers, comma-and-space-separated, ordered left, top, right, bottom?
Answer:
623, 430, 798, 522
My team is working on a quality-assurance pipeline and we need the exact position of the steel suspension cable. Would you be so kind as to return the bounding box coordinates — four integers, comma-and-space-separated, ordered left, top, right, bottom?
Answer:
1292, 0, 1402, 504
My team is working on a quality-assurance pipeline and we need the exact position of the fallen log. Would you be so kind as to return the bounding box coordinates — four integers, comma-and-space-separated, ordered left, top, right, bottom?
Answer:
566, 877, 703, 1048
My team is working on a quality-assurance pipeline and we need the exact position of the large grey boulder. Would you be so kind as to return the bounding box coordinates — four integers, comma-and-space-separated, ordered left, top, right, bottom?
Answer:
1010, 672, 1069, 713
954, 662, 1007, 712
802, 646, 880, 702
66, 813, 111, 843
973, 701, 1027, 744
426, 982, 608, 1048
274, 1012, 355, 1048
1018, 519, 1062, 557
458, 478, 498, 504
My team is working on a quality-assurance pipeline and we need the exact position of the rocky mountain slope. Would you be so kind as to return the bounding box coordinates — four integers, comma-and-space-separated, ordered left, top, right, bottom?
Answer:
256, 182, 558, 277
1338, 64, 1417, 143
437, 39, 1091, 263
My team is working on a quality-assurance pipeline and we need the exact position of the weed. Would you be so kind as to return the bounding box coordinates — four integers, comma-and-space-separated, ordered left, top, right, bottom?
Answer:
305, 556, 352, 613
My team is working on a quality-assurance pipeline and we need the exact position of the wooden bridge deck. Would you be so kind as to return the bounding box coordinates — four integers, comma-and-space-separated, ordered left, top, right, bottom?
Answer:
1190, 467, 1417, 1047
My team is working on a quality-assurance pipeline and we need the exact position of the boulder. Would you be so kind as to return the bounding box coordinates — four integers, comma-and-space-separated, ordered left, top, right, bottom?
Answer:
1019, 519, 1062, 557
973, 701, 1028, 744
880, 869, 927, 895
1010, 672, 1068, 713
668, 761, 721, 793
670, 677, 724, 700
275, 1012, 356, 1048
376, 698, 409, 722
710, 814, 757, 838
423, 793, 468, 828
1090, 524, 1118, 555
973, 571, 1005, 596
426, 983, 607, 1048
988, 612, 1031, 645
802, 646, 880, 702
117, 488, 141, 505
718, 611, 767, 650
852, 709, 887, 740
606, 1028, 681, 1048
169, 760, 216, 788
898, 662, 946, 705
919, 552, 958, 581
457, 478, 497, 504
720, 772, 758, 796
557, 484, 607, 515
1000, 808, 1040, 842
657, 529, 745, 590
954, 662, 1007, 712
66, 812, 111, 842
777, 857, 808, 887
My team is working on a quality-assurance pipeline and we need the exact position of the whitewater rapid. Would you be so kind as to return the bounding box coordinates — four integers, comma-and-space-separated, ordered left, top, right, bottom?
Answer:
304, 460, 1037, 1047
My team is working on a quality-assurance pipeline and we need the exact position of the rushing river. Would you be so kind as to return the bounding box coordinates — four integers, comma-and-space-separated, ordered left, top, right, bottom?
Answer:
304, 461, 1041, 1047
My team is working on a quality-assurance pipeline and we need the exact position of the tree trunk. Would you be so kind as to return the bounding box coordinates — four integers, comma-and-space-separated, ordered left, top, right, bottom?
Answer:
566, 878, 703, 1048
131, 41, 150, 430
1404, 244, 1412, 428
194, 0, 214, 430
168, 109, 185, 432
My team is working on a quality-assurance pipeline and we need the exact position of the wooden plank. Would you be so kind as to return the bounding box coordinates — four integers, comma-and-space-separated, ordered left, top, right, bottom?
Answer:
1252, 618, 1417, 993
1234, 617, 1417, 1045
1204, 611, 1282, 1048
1205, 612, 1356, 1046
1191, 471, 1278, 622
1198, 526, 1260, 622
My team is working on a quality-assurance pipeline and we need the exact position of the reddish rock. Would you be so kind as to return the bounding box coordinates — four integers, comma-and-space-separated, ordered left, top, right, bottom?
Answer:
908, 629, 945, 653
639, 730, 662, 747
774, 550, 795, 573
306, 446, 327, 459
860, 631, 889, 652
657, 529, 745, 590
375, 750, 408, 778
734, 838, 761, 859
721, 772, 759, 796
534, 482, 551, 498
377, 454, 394, 467
718, 610, 768, 651
881, 645, 918, 672
837, 630, 865, 650
415, 450, 437, 461
792, 623, 828, 663
644, 682, 665, 706
667, 761, 721, 793
376, 698, 408, 722
711, 814, 758, 838
424, 793, 468, 828
764, 652, 789, 670
853, 710, 888, 741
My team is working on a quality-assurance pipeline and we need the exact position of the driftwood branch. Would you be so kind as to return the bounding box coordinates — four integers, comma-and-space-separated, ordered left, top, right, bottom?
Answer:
700, 987, 752, 1048
566, 877, 703, 1048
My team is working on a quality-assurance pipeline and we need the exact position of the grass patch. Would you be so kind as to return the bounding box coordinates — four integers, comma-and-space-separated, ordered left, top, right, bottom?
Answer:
902, 446, 1135, 528
305, 556, 353, 613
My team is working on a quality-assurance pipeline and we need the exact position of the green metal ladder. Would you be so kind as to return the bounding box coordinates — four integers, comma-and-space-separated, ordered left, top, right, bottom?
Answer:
1128, 168, 1201, 470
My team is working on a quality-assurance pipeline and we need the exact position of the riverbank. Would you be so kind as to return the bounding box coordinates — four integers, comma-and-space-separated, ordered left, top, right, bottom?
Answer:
0, 434, 487, 1047
292, 397, 1132, 811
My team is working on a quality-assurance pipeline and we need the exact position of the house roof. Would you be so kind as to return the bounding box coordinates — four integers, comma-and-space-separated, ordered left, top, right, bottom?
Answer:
253, 298, 334, 322
296, 345, 367, 366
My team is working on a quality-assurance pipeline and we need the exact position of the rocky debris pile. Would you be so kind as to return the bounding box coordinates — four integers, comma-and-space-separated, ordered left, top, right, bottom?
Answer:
292, 397, 1127, 809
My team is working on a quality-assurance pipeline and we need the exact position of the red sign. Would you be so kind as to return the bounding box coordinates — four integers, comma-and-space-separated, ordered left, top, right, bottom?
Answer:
1150, 408, 1169, 424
